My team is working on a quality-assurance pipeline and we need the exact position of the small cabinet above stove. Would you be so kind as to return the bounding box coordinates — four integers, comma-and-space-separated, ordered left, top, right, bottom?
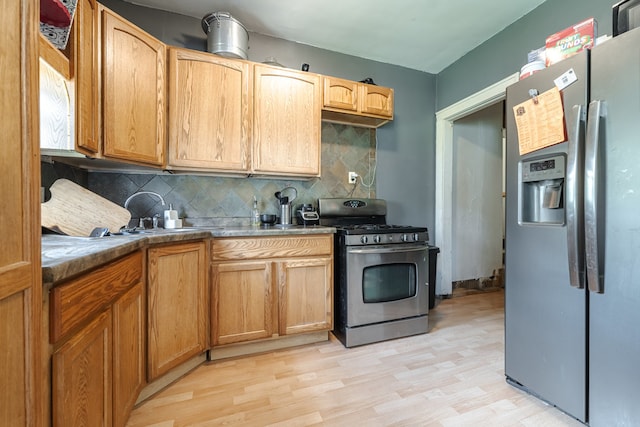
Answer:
321, 76, 394, 128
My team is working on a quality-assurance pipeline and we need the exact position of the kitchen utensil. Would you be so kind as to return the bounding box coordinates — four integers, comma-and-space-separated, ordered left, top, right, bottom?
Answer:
260, 213, 277, 225
89, 227, 110, 237
201, 12, 249, 59
41, 179, 131, 236
274, 187, 297, 225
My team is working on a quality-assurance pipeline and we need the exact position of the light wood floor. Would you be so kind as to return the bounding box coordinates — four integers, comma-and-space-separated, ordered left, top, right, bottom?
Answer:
126, 290, 583, 426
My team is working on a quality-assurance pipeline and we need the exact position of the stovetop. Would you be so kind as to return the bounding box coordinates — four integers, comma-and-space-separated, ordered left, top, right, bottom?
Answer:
317, 198, 429, 245
337, 223, 428, 235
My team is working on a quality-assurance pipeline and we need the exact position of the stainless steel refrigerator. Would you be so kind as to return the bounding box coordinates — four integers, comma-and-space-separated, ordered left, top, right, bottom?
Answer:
505, 28, 640, 426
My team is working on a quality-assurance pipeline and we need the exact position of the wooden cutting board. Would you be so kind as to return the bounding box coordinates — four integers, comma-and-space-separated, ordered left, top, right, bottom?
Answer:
41, 179, 131, 236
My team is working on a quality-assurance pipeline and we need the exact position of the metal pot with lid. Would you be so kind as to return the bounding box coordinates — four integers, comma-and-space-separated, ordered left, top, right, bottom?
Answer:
201, 12, 249, 59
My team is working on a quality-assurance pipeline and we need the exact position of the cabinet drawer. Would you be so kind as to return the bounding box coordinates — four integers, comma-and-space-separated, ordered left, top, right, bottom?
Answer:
212, 235, 332, 261
50, 251, 143, 344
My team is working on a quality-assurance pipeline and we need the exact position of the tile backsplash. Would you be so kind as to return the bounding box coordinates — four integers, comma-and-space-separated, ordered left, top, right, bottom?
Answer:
42, 123, 377, 227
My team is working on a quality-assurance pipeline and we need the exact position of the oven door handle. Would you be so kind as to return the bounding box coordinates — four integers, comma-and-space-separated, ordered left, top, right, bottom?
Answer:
348, 245, 427, 255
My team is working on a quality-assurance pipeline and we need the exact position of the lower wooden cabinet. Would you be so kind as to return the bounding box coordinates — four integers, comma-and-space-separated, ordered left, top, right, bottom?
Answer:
112, 282, 146, 427
53, 309, 112, 427
147, 241, 208, 380
50, 252, 145, 427
212, 261, 274, 345
278, 257, 333, 335
211, 235, 333, 347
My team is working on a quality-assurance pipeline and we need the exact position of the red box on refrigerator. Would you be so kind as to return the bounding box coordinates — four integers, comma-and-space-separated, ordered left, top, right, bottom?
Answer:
545, 18, 597, 66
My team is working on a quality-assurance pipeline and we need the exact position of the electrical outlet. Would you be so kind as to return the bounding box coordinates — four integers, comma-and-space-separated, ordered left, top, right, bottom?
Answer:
348, 172, 358, 184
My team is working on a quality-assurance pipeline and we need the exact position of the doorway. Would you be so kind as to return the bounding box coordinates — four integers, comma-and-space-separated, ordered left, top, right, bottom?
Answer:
434, 72, 519, 296
451, 103, 504, 295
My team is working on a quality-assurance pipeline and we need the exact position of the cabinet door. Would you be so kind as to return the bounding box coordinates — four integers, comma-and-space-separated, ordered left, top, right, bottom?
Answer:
212, 261, 274, 345
278, 257, 333, 335
323, 76, 358, 112
148, 241, 207, 380
113, 281, 145, 427
0, 0, 41, 424
360, 84, 394, 118
102, 7, 166, 166
72, 0, 100, 155
168, 48, 251, 172
253, 65, 321, 176
53, 310, 113, 427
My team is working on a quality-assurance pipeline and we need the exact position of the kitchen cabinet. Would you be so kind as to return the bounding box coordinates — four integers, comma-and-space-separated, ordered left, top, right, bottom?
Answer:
50, 251, 145, 427
53, 309, 112, 427
101, 6, 166, 166
322, 76, 394, 128
211, 235, 333, 347
0, 0, 41, 424
253, 64, 322, 177
167, 47, 251, 173
39, 34, 71, 80
212, 260, 274, 345
278, 257, 333, 335
147, 241, 208, 380
72, 0, 100, 155
112, 280, 146, 427
38, 0, 99, 157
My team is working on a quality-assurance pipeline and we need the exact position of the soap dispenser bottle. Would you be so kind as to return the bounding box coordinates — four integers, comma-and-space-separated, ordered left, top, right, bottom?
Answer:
251, 196, 260, 226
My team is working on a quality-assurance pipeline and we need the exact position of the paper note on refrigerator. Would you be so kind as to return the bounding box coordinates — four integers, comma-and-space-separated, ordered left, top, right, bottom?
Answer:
513, 86, 566, 155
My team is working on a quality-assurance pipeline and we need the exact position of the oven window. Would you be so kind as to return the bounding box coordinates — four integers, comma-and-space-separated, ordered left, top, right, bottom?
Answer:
362, 263, 417, 303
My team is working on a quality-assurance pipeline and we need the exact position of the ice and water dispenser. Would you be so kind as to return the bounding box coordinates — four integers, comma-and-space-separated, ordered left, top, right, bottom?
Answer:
519, 154, 565, 225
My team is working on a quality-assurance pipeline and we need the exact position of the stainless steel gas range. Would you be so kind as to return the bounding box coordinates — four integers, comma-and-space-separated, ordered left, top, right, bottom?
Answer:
318, 198, 430, 347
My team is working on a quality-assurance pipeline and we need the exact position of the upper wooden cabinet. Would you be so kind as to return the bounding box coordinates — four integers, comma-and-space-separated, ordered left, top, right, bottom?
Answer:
101, 7, 166, 166
38, 0, 99, 157
167, 47, 251, 173
322, 76, 394, 128
253, 64, 322, 177
41, 6, 395, 173
0, 0, 41, 423
73, 0, 100, 155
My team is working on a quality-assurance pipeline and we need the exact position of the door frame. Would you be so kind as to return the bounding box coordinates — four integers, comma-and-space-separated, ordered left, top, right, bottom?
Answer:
434, 72, 519, 295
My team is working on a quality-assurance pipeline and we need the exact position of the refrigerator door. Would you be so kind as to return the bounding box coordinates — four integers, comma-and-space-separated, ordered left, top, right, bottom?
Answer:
588, 28, 640, 427
505, 52, 588, 422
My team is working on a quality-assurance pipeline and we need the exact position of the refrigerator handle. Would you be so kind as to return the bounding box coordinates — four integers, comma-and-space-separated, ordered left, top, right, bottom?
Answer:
585, 100, 605, 294
566, 104, 586, 289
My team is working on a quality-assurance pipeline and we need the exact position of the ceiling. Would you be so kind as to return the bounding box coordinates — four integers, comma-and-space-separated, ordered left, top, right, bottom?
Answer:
123, 0, 546, 74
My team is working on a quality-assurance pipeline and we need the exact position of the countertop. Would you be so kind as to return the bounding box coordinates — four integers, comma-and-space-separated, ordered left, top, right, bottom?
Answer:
42, 225, 335, 284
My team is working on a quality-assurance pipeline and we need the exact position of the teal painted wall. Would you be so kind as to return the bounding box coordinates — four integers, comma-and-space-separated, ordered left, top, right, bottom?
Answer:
437, 0, 613, 110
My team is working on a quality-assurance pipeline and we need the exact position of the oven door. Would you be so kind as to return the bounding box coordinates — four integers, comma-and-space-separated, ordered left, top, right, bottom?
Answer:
345, 243, 428, 327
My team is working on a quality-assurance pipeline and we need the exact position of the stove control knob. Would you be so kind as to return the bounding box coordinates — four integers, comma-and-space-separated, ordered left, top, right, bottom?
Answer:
402, 234, 409, 242
374, 235, 381, 243
413, 233, 420, 241
360, 235, 369, 244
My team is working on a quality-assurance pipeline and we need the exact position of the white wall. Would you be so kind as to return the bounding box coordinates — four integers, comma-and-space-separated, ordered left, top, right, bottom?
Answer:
451, 102, 503, 281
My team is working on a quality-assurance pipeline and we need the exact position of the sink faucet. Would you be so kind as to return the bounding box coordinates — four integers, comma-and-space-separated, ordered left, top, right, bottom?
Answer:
124, 191, 166, 209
